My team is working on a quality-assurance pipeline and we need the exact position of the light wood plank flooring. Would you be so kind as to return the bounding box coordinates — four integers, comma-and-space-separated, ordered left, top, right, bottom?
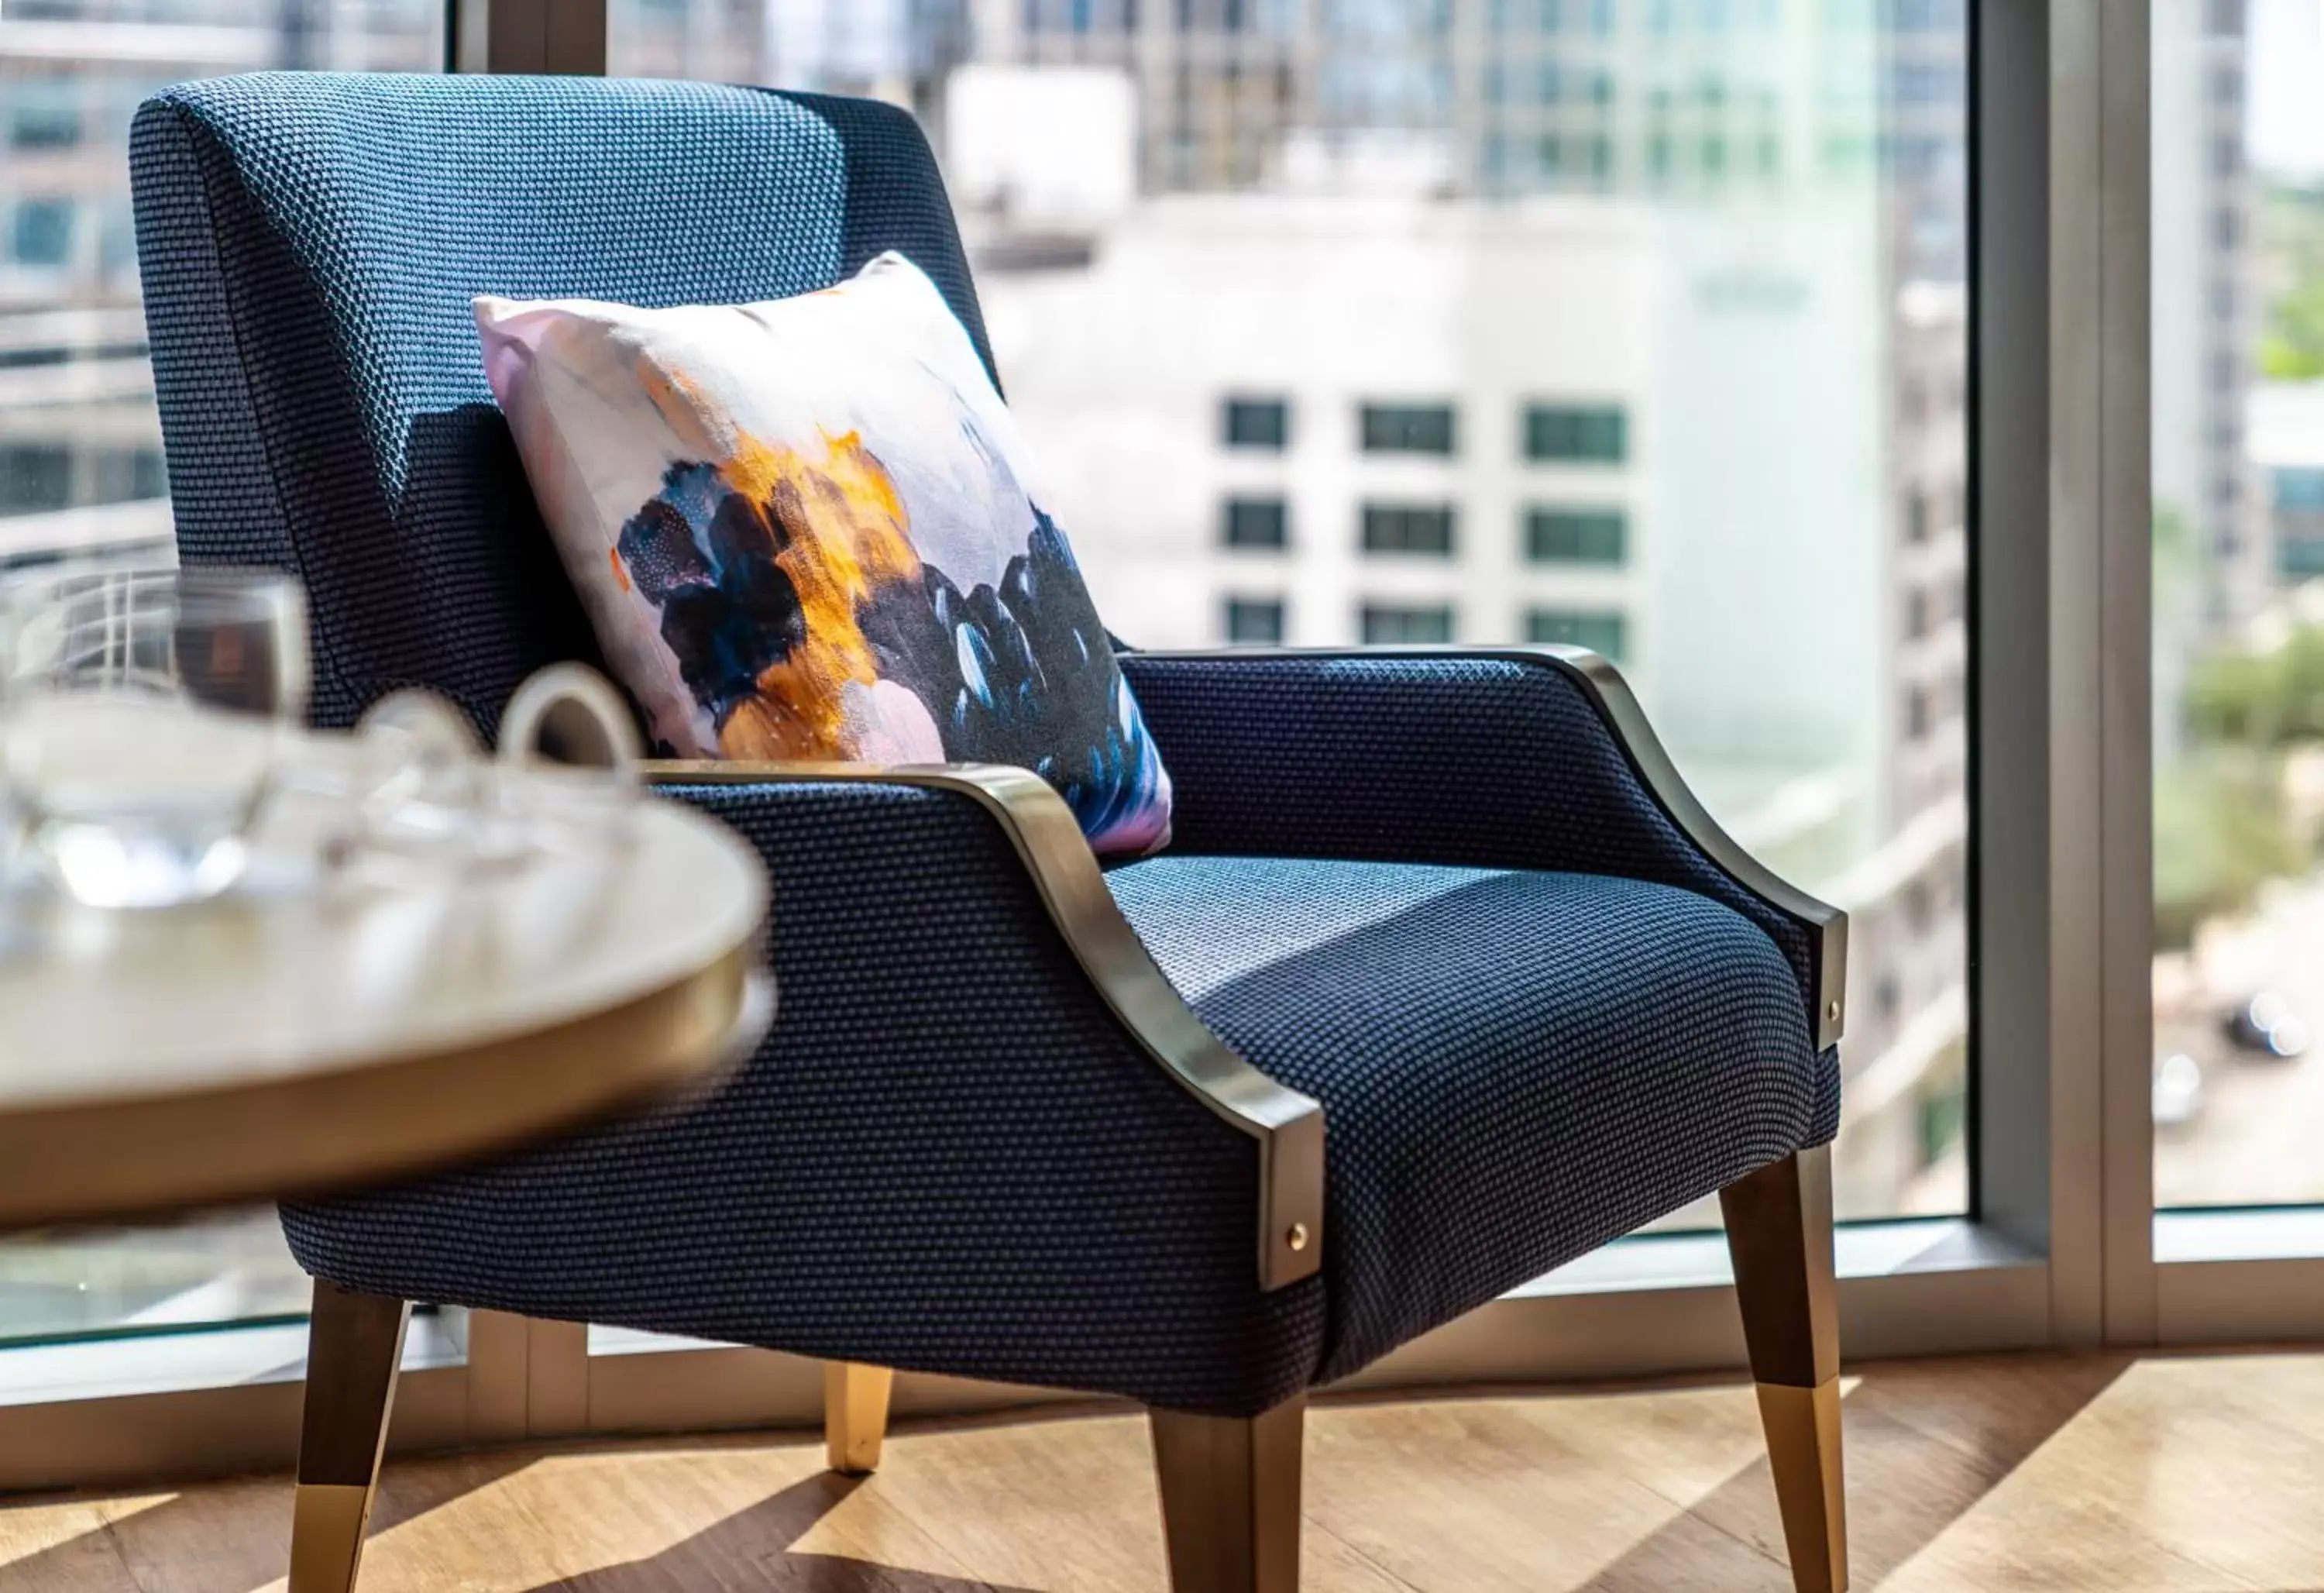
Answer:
7, 1350, 2324, 1591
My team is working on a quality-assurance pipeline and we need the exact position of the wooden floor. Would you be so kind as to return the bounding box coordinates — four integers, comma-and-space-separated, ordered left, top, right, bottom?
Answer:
8, 1350, 2324, 1591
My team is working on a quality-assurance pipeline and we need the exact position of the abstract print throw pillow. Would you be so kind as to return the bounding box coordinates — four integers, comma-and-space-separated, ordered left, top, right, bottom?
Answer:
476, 253, 1171, 857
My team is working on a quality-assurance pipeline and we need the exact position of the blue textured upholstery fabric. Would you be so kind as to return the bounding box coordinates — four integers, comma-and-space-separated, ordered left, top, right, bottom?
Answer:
281, 783, 1325, 1416
1107, 856, 1832, 1383
131, 74, 988, 734
136, 73, 1842, 1418
1118, 650, 1827, 1041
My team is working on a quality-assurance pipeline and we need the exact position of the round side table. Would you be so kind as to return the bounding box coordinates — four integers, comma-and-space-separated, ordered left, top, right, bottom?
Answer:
0, 798, 767, 1229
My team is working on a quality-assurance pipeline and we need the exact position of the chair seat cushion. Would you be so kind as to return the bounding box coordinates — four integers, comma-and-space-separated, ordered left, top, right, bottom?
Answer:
1105, 855, 1838, 1385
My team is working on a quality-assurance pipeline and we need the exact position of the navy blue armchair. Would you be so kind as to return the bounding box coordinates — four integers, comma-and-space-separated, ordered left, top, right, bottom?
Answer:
132, 73, 1851, 1593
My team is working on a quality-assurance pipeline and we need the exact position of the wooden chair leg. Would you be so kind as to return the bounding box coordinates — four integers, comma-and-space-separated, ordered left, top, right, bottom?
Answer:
824, 1361, 895, 1475
1721, 1147, 1848, 1593
289, 1282, 411, 1593
1149, 1396, 1304, 1593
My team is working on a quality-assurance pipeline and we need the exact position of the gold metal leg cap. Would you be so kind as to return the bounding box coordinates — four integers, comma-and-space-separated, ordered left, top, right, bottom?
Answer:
1755, 1377, 1848, 1593
288, 1482, 377, 1593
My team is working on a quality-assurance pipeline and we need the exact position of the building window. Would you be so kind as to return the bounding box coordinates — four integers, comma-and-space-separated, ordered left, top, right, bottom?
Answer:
1906, 490, 1930, 543
1906, 587, 1930, 640
1359, 402, 1457, 456
1524, 507, 1626, 565
2281, 536, 2324, 581
0, 445, 74, 513
91, 446, 167, 505
1525, 606, 1627, 659
1361, 502, 1456, 556
1224, 597, 1285, 643
98, 201, 138, 284
1222, 495, 1289, 549
9, 199, 75, 269
1222, 395, 1290, 450
2276, 467, 2324, 512
1361, 603, 1454, 644
10, 81, 81, 150
1524, 403, 1628, 463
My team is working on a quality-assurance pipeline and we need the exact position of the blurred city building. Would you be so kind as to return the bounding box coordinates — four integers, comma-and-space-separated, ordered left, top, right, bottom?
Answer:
0, 2, 438, 570
2155, 0, 2262, 631
963, 0, 1969, 1216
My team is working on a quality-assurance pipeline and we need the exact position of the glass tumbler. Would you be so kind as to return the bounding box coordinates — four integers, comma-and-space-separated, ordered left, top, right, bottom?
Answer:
0, 566, 309, 909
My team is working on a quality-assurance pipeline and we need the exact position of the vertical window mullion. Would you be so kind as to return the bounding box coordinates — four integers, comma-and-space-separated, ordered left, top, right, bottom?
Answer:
448, 0, 609, 75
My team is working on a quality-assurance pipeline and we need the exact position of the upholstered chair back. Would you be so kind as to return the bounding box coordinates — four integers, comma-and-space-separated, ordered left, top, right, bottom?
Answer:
132, 73, 992, 729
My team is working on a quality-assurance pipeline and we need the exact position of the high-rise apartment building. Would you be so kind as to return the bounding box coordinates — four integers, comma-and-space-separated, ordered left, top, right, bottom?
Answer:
978, 0, 1941, 203
2155, 0, 2263, 629
966, 0, 1968, 1214
614, 0, 972, 112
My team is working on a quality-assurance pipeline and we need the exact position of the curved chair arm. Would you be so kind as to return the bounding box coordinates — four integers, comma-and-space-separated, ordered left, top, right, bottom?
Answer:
645, 760, 1325, 1289
1115, 645, 1848, 1051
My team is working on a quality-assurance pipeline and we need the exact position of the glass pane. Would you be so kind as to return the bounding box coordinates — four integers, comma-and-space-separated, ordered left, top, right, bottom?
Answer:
2154, 0, 2324, 1208
611, 0, 1972, 1223
0, 2, 445, 1343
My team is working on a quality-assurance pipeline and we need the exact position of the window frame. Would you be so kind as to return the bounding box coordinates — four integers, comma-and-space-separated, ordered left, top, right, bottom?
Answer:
1359, 501, 1458, 556
1222, 395, 1292, 451
1222, 494, 1291, 550
1223, 594, 1287, 642
1359, 600, 1458, 644
1357, 401, 1459, 456
0, 0, 2265, 1486
1521, 401, 1628, 464
1523, 504, 1627, 566
1522, 604, 1625, 659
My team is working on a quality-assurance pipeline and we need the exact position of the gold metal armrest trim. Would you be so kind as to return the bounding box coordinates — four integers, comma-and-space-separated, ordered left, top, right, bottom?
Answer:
643, 759, 1325, 1291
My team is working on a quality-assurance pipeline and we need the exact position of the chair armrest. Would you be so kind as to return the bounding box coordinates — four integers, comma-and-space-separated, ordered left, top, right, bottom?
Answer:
1116, 645, 1848, 1051
644, 760, 1324, 1289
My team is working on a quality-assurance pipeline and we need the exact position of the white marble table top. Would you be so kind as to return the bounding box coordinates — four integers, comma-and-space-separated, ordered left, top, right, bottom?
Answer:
0, 790, 767, 1229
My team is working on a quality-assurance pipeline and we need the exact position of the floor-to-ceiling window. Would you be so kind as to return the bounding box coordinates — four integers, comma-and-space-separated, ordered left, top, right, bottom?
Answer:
2150, 0, 2324, 1211
612, 0, 1972, 1230
0, 0, 445, 1360
20, 0, 2313, 1483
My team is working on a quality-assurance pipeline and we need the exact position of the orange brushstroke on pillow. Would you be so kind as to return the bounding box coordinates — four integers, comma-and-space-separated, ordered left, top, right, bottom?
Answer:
714, 427, 924, 760
607, 545, 631, 593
